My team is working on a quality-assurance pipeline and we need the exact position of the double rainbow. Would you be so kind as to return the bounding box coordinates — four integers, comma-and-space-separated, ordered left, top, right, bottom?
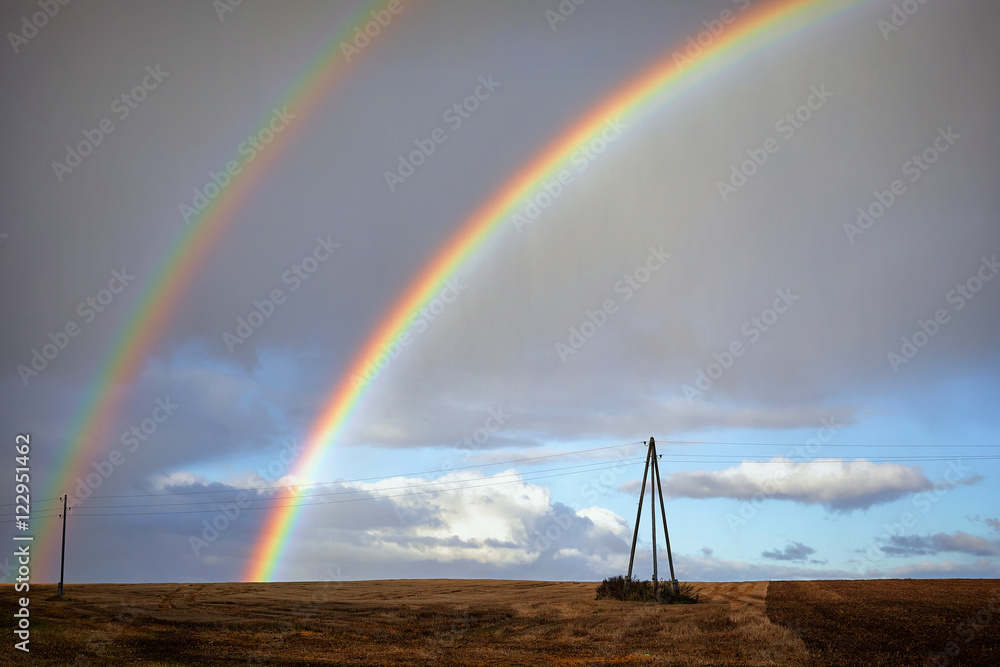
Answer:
245, 0, 873, 581
33, 0, 873, 582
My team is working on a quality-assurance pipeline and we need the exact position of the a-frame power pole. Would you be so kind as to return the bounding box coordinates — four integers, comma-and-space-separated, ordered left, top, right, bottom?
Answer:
626, 437, 678, 597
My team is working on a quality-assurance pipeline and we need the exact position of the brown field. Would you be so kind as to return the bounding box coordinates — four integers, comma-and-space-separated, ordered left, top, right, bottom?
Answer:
0, 579, 996, 666
766, 580, 1000, 667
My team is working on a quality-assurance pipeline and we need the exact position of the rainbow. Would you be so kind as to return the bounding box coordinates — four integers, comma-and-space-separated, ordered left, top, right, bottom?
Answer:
34, 0, 405, 579
246, 0, 875, 581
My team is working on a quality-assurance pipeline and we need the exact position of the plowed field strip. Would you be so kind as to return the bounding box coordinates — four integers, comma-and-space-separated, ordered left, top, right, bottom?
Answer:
765, 579, 1000, 667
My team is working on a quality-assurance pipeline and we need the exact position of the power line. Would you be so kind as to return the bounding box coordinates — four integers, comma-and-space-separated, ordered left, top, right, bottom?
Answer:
0, 440, 645, 510
34, 459, 650, 519
658, 439, 1000, 448
63, 456, 648, 510
82, 440, 646, 501
113, 451, 1000, 513
3, 440, 996, 520
4, 451, 997, 525
8, 438, 996, 510
0, 450, 649, 522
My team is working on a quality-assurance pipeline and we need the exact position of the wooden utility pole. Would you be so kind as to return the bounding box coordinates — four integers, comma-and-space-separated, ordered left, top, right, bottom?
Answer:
625, 440, 653, 593
651, 441, 679, 596
57, 495, 69, 598
626, 437, 679, 597
651, 456, 658, 595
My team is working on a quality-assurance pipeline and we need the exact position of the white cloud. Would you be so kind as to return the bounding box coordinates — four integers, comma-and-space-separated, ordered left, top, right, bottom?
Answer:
577, 506, 630, 539
631, 457, 980, 511
147, 470, 212, 490
554, 548, 629, 574
281, 470, 635, 572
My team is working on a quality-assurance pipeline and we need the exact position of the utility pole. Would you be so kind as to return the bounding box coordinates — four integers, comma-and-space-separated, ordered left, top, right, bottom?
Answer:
58, 495, 69, 598
625, 440, 653, 593
625, 437, 679, 597
651, 452, 658, 596
651, 440, 679, 596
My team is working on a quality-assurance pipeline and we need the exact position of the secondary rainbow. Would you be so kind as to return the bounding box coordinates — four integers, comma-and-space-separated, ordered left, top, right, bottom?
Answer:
34, 0, 405, 580
246, 0, 875, 581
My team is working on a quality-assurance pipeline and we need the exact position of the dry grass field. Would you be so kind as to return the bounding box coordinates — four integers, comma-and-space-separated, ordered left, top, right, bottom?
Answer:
0, 579, 996, 665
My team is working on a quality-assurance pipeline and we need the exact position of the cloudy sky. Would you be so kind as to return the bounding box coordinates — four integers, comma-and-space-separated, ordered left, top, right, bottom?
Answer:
2, 0, 999, 585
